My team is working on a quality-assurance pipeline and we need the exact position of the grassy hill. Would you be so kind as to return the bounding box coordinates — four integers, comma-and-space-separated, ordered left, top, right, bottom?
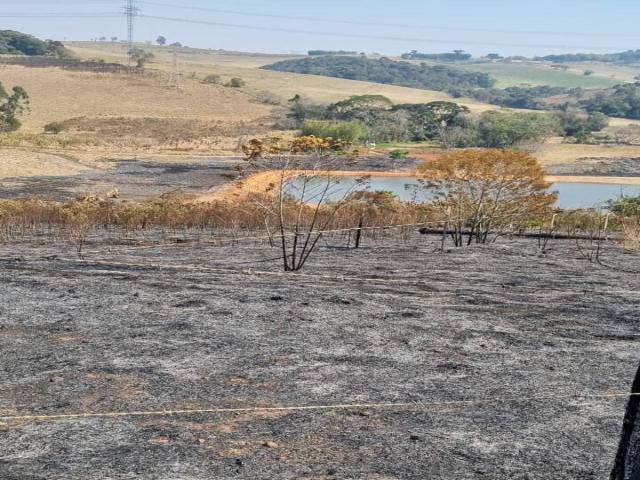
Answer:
0, 41, 638, 180
0, 65, 272, 132
261, 55, 495, 91
454, 62, 620, 88
66, 42, 496, 111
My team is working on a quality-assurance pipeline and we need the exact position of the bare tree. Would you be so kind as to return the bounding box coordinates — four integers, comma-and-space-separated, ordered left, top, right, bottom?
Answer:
241, 137, 367, 271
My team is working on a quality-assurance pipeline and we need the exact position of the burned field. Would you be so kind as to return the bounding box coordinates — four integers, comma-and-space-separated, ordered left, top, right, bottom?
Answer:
0, 233, 639, 479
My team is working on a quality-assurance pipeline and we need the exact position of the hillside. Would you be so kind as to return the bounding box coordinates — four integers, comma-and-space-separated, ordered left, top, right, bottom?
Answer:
66, 42, 496, 110
261, 55, 495, 91
0, 41, 637, 180
454, 61, 620, 88
0, 65, 270, 132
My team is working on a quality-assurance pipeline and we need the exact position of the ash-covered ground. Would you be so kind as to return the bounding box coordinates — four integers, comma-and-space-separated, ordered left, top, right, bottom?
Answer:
0, 155, 419, 202
0, 233, 639, 479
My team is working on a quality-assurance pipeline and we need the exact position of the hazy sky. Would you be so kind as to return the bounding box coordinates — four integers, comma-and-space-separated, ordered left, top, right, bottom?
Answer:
4, 0, 640, 56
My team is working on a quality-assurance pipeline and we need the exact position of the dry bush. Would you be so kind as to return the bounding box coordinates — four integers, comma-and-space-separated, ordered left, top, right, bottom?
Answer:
254, 91, 283, 105
417, 149, 556, 246
202, 74, 221, 85
621, 219, 640, 250
25, 116, 271, 151
58, 116, 266, 140
0, 192, 425, 250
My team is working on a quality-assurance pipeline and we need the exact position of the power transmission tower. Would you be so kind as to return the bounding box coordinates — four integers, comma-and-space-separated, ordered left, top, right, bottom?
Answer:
123, 0, 139, 61
167, 49, 179, 89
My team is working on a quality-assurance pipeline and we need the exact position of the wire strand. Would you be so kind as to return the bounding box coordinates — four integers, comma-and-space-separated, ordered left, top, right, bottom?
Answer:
137, 14, 629, 51
2, 392, 637, 424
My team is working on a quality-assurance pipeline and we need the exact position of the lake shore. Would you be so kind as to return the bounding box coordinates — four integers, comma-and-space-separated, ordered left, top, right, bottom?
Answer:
200, 169, 640, 202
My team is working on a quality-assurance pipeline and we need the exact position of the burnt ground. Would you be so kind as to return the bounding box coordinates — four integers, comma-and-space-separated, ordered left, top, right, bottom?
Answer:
547, 157, 640, 177
0, 157, 242, 202
0, 155, 419, 202
0, 233, 639, 479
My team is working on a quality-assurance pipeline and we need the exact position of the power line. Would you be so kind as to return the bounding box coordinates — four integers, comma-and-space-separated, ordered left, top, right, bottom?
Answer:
137, 14, 629, 51
0, 13, 119, 18
137, 0, 640, 41
1, 5, 633, 51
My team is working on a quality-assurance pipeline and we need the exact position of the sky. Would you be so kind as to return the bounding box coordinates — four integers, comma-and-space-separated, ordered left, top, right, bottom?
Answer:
3, 0, 640, 57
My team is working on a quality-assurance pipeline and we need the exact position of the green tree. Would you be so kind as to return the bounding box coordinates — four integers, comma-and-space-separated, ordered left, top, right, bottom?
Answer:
477, 111, 561, 148
301, 120, 366, 142
555, 110, 609, 138
156, 35, 167, 46
0, 30, 49, 55
128, 47, 154, 68
393, 101, 470, 141
0, 82, 29, 132
607, 196, 640, 217
328, 95, 393, 117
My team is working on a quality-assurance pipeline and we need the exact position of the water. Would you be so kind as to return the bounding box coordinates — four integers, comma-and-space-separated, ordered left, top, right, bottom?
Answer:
285, 175, 640, 209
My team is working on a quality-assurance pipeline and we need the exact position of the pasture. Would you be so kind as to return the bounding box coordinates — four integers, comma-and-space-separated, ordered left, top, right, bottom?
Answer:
455, 61, 620, 88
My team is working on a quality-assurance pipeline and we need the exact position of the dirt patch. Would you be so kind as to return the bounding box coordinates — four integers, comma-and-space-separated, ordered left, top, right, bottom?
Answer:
0, 149, 96, 179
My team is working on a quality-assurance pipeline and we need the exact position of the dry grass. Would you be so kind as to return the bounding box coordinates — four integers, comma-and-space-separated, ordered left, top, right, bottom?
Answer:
622, 220, 640, 250
0, 64, 272, 132
568, 62, 640, 83
66, 42, 494, 112
536, 139, 640, 166
0, 149, 96, 179
0, 193, 425, 248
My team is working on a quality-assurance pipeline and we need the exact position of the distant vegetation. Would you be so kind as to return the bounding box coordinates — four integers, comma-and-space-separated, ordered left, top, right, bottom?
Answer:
579, 84, 640, 119
0, 81, 29, 132
462, 85, 569, 109
202, 74, 222, 85
308, 50, 358, 56
0, 30, 68, 57
401, 50, 472, 62
534, 49, 640, 64
262, 55, 633, 118
262, 56, 495, 92
301, 119, 366, 143
227, 77, 246, 88
128, 47, 154, 68
284, 94, 608, 148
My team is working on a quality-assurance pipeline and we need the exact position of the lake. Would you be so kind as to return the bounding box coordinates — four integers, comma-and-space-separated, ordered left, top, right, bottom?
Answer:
285, 175, 640, 209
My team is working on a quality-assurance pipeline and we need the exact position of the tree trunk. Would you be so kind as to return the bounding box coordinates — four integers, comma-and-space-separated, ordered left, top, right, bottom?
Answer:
612, 363, 640, 480
354, 216, 363, 249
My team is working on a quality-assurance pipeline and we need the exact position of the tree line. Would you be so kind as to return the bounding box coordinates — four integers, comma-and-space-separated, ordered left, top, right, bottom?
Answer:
264, 55, 640, 121
534, 49, 640, 64
401, 50, 472, 62
262, 56, 495, 92
283, 94, 609, 148
0, 30, 68, 57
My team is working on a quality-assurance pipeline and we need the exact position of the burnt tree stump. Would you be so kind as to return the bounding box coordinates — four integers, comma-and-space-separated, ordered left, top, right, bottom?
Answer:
612, 364, 640, 480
